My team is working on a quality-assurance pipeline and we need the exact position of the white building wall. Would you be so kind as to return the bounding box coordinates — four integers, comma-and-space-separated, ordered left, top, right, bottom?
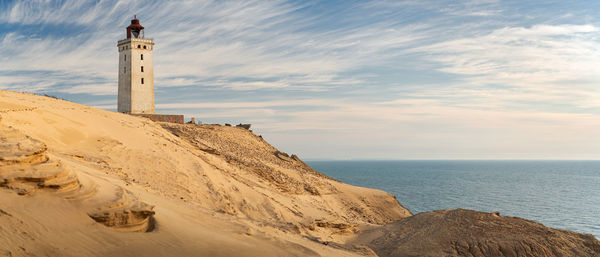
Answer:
118, 38, 155, 114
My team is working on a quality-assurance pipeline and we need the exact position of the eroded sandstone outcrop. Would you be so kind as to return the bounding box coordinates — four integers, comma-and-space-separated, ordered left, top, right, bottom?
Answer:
0, 123, 154, 233
0, 125, 88, 197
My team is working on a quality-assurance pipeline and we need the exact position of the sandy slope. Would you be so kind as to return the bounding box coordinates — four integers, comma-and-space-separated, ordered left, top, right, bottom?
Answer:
0, 90, 411, 257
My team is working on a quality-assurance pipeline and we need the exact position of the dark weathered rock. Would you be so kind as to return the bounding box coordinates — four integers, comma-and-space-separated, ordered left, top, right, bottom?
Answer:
355, 209, 600, 257
236, 123, 251, 130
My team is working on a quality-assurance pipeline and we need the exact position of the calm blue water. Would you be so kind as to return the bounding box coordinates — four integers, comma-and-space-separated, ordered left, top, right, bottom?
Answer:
307, 160, 600, 238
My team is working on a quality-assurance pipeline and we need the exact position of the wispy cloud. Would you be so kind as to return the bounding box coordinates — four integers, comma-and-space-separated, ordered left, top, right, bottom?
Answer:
1, 0, 600, 159
408, 24, 600, 111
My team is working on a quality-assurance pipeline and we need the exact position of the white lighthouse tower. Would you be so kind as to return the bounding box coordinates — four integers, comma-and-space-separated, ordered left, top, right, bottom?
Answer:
117, 16, 155, 114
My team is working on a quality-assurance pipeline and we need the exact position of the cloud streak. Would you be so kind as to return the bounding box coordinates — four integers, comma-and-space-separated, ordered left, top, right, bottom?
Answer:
1, 0, 600, 159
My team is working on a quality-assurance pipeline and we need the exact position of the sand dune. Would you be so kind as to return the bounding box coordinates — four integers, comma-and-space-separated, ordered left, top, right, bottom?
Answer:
0, 90, 410, 256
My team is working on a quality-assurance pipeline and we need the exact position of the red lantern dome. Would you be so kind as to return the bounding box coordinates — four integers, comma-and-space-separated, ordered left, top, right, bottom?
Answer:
126, 15, 144, 39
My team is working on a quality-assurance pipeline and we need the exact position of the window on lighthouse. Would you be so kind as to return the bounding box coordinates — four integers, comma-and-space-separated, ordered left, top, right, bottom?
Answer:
141, 78, 144, 84
141, 66, 144, 72
141, 54, 144, 60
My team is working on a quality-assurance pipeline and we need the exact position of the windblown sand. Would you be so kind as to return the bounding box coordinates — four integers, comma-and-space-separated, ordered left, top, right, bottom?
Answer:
0, 90, 410, 257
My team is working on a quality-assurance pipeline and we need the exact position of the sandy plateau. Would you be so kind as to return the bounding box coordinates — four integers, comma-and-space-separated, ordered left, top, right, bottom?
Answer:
1, 90, 600, 257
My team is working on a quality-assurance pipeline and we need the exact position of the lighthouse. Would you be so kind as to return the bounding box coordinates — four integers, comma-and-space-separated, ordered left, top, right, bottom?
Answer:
117, 16, 155, 114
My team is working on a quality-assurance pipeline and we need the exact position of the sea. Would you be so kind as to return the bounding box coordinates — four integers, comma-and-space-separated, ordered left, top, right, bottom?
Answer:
307, 160, 600, 238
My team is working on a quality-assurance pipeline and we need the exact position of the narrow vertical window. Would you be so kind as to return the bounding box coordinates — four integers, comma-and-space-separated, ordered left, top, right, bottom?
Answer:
141, 78, 144, 84
124, 54, 126, 61
141, 66, 144, 72
141, 54, 144, 60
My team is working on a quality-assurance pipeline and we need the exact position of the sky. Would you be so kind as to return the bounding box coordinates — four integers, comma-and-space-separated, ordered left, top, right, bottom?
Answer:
1, 0, 599, 160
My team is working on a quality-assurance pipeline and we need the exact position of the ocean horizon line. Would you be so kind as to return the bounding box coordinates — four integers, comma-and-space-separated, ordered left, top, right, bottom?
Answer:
306, 159, 600, 162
